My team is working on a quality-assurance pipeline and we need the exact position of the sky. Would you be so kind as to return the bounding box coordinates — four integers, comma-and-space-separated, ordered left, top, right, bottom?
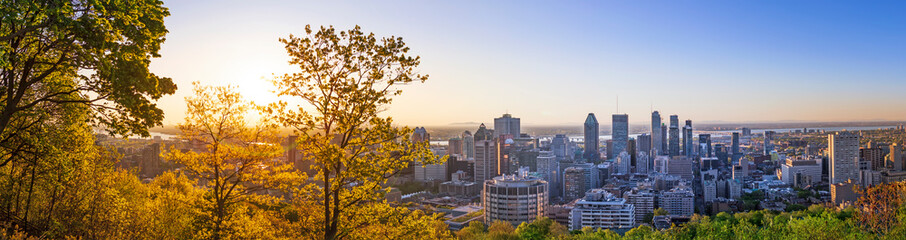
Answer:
149, 0, 906, 127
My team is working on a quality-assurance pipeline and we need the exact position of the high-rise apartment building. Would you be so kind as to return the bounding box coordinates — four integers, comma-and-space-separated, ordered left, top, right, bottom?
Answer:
830, 132, 860, 184
564, 167, 587, 200
612, 114, 629, 160
483, 173, 549, 226
584, 113, 599, 161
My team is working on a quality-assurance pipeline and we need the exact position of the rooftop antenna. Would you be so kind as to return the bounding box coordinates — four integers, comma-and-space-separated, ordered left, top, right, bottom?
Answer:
616, 95, 619, 114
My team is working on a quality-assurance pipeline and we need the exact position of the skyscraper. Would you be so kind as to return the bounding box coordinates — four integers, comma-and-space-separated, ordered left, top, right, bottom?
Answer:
636, 152, 650, 174
669, 115, 680, 157
474, 123, 494, 141
612, 114, 629, 160
764, 131, 775, 155
536, 151, 560, 198
550, 134, 570, 160
584, 113, 599, 161
661, 123, 668, 153
616, 151, 631, 174
494, 113, 520, 139
474, 140, 498, 184
497, 136, 515, 175
448, 138, 463, 155
698, 134, 712, 158
889, 143, 903, 171
462, 131, 475, 159
651, 111, 662, 156
412, 127, 430, 142
637, 134, 652, 157
731, 132, 740, 162
830, 132, 860, 184
682, 120, 693, 158
742, 128, 752, 136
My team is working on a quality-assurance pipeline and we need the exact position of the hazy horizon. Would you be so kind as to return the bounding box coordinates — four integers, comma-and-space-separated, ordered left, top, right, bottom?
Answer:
150, 1, 906, 126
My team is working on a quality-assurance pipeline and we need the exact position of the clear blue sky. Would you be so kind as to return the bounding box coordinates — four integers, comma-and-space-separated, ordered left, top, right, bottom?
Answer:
150, 1, 906, 126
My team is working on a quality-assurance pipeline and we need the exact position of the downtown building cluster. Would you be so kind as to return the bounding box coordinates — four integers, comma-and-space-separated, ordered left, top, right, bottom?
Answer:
383, 113, 906, 233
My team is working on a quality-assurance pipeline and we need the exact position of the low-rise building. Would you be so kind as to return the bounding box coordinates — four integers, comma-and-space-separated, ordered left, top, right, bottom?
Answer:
659, 184, 694, 216
569, 189, 635, 230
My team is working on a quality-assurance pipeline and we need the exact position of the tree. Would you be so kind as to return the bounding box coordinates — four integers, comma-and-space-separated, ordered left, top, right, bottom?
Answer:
653, 208, 668, 216
456, 221, 487, 239
514, 217, 567, 240
0, 0, 175, 171
486, 220, 517, 240
166, 83, 295, 240
856, 182, 906, 234
265, 25, 446, 240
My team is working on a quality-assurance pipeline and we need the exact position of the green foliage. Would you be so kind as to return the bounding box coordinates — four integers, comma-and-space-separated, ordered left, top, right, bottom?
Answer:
265, 25, 449, 240
739, 190, 766, 211
652, 208, 668, 216
514, 217, 568, 240
0, 0, 176, 139
785, 204, 807, 212
455, 200, 906, 240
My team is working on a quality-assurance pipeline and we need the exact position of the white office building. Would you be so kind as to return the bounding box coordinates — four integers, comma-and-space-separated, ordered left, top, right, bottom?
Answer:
569, 189, 635, 230
780, 158, 822, 187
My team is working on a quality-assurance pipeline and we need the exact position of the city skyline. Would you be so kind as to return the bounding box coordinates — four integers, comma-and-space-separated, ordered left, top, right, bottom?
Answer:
7, 1, 906, 238
150, 1, 906, 126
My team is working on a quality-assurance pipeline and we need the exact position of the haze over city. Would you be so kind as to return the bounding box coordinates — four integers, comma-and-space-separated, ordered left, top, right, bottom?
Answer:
150, 1, 906, 126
